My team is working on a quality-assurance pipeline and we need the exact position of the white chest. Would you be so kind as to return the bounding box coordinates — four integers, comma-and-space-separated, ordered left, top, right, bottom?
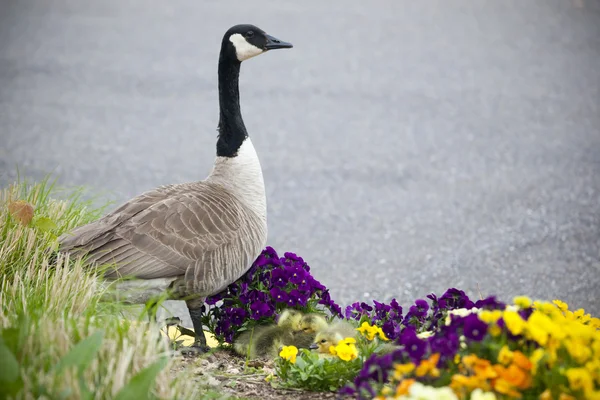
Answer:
207, 138, 267, 219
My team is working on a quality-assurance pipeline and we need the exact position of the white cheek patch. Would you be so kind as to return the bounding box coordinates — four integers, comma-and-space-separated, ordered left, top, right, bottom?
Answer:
229, 33, 264, 61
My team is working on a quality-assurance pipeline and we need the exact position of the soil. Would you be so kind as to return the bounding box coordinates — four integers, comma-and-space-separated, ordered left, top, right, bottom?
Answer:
170, 349, 341, 400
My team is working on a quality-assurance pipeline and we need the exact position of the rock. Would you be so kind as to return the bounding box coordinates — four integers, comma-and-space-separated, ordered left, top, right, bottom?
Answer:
206, 376, 220, 387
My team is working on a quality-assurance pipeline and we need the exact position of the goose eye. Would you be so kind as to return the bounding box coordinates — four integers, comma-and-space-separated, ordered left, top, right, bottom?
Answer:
320, 339, 327, 343
245, 30, 254, 38
303, 328, 310, 332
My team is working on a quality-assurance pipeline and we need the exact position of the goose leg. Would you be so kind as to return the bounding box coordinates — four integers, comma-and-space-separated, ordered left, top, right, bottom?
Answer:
182, 297, 210, 355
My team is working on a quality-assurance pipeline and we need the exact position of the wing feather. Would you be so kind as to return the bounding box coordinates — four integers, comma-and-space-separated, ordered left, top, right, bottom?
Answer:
58, 182, 254, 282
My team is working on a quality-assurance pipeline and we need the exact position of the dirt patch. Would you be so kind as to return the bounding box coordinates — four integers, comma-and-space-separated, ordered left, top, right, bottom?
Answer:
170, 348, 340, 400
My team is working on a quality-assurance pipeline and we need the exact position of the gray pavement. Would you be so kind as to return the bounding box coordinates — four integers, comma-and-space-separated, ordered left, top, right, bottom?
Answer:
1, 0, 599, 325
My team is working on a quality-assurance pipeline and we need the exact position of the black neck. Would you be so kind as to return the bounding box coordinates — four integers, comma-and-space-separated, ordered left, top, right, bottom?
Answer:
216, 55, 247, 157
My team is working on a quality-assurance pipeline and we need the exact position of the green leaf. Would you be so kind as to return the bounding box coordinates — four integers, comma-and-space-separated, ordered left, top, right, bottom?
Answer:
0, 338, 19, 383
114, 357, 168, 400
33, 216, 58, 232
54, 330, 104, 374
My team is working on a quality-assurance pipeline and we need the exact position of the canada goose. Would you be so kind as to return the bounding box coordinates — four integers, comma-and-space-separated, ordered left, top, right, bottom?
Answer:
276, 309, 328, 333
296, 313, 329, 334
57, 24, 293, 353
310, 330, 345, 354
277, 309, 304, 329
309, 320, 358, 354
234, 309, 315, 358
233, 324, 314, 359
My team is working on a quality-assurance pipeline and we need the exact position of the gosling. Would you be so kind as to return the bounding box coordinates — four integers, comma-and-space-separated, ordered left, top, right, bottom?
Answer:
233, 309, 314, 358
309, 320, 358, 354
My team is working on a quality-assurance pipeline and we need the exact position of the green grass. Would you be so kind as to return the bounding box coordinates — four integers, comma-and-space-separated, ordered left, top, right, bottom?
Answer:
0, 177, 197, 399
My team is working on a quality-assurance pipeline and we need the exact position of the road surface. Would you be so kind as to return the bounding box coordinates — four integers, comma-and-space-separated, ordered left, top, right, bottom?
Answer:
1, 0, 599, 324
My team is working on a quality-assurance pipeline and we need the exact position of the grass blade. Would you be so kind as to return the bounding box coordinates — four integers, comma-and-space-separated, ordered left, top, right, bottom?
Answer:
114, 357, 168, 400
0, 338, 19, 383
54, 330, 104, 374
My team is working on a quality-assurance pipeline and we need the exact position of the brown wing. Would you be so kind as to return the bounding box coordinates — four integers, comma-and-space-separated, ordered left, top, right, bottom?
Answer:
58, 182, 246, 279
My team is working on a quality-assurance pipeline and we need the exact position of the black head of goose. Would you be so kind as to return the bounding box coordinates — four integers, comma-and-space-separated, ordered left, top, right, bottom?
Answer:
58, 24, 292, 353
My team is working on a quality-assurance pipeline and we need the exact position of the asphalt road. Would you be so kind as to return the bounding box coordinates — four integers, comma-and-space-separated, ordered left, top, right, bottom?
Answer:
1, 0, 599, 324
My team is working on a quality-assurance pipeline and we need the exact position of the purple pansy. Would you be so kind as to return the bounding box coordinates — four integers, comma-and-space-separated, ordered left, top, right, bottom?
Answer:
288, 265, 306, 285
270, 268, 288, 287
474, 296, 505, 310
382, 320, 401, 341
429, 330, 460, 362
462, 314, 488, 341
440, 288, 475, 310
250, 301, 272, 320
227, 307, 247, 326
270, 287, 289, 303
287, 289, 309, 307
399, 327, 427, 361
205, 292, 223, 305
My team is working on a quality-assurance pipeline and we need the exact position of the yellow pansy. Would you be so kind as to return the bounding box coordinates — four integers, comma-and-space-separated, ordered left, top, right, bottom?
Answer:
489, 325, 502, 337
479, 310, 503, 324
329, 344, 337, 356
573, 309, 592, 324
333, 337, 358, 361
513, 296, 532, 309
527, 311, 557, 345
529, 348, 545, 375
357, 321, 377, 340
393, 363, 416, 380
566, 320, 596, 342
584, 392, 600, 400
498, 346, 514, 365
552, 299, 569, 312
279, 345, 298, 364
503, 311, 526, 336
357, 322, 388, 341
534, 301, 562, 316
585, 359, 600, 382
415, 353, 440, 378
565, 367, 594, 394
564, 338, 592, 364
375, 327, 390, 341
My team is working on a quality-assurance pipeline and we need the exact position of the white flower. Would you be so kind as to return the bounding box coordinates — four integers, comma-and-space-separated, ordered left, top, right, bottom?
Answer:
416, 331, 434, 339
471, 388, 497, 400
445, 307, 480, 326
459, 335, 467, 349
399, 382, 458, 400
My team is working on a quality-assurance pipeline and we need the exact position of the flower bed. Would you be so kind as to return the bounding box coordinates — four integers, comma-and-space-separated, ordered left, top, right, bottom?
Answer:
202, 248, 600, 400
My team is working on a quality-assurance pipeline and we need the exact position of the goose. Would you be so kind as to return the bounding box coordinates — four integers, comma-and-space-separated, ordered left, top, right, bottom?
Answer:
276, 309, 304, 329
57, 24, 293, 354
309, 320, 358, 354
295, 313, 329, 334
276, 309, 328, 333
233, 324, 314, 359
234, 309, 315, 358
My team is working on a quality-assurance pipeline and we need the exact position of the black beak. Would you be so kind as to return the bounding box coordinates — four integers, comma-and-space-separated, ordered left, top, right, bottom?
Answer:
309, 343, 318, 350
264, 34, 293, 50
